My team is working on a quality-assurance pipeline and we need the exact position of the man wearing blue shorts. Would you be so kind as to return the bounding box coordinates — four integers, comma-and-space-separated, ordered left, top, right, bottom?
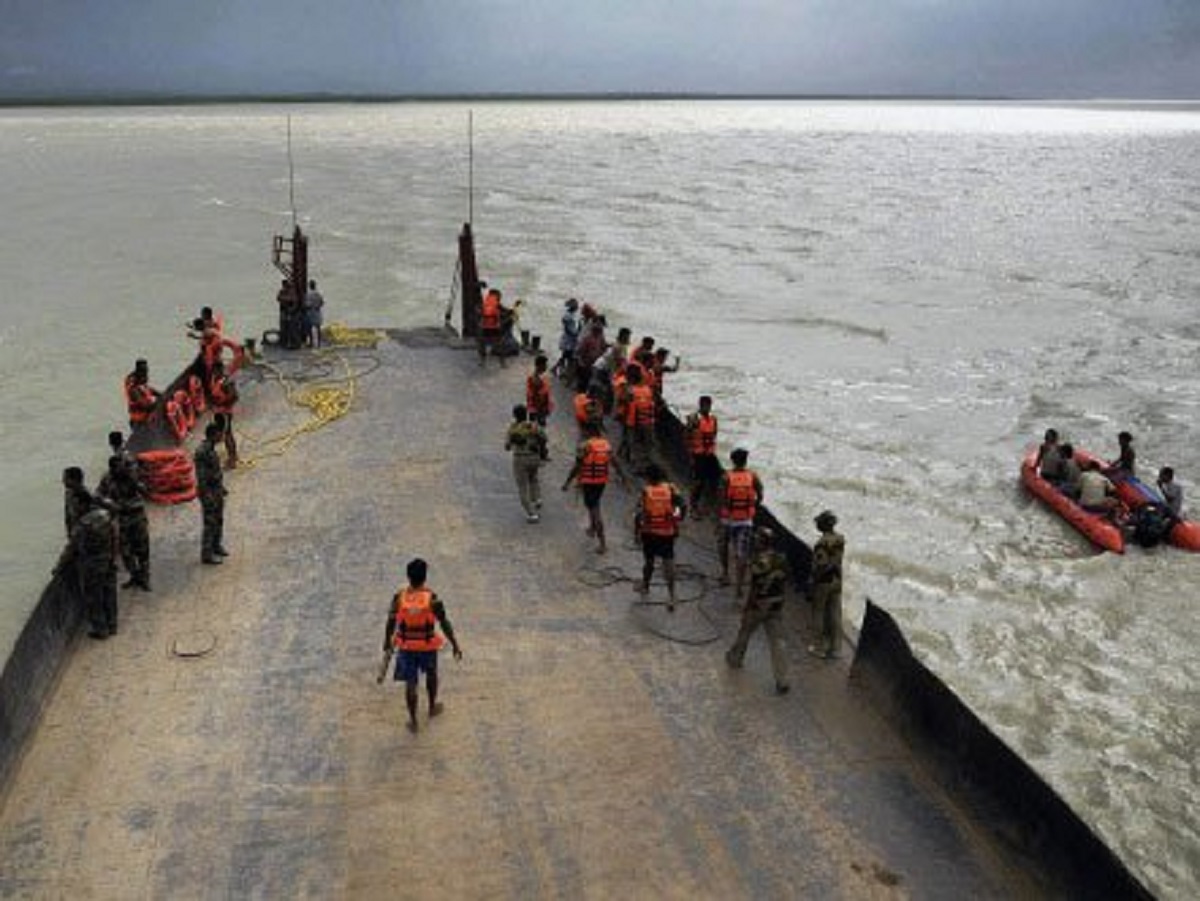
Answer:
382, 558, 463, 733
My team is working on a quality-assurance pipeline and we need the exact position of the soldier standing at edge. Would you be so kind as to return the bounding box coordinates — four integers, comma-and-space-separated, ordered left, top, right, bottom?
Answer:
809, 510, 845, 660
55, 491, 119, 639
194, 422, 229, 564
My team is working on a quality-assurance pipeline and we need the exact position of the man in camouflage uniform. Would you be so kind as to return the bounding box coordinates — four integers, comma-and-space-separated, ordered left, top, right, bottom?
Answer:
194, 422, 229, 564
808, 510, 845, 660
55, 491, 119, 639
504, 404, 548, 523
725, 527, 791, 695
98, 454, 151, 590
62, 466, 92, 538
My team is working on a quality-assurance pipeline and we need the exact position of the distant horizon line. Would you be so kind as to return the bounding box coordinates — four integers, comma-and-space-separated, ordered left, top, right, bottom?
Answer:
2, 91, 1197, 110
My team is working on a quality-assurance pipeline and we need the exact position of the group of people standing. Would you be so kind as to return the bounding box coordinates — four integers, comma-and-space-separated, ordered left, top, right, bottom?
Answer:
1036, 427, 1185, 543
498, 296, 848, 696
56, 310, 241, 640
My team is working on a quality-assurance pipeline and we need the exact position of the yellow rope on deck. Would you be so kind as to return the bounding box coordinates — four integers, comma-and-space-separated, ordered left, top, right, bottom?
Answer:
235, 347, 362, 470
323, 322, 383, 348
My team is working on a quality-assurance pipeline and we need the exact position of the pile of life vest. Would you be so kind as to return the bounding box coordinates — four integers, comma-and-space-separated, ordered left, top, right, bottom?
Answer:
137, 448, 197, 505
164, 374, 208, 443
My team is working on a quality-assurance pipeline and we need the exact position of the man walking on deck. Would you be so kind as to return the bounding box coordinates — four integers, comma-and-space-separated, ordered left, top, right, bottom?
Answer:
194, 422, 229, 564
636, 464, 686, 611
562, 423, 626, 555
505, 404, 548, 523
809, 510, 845, 660
726, 528, 791, 695
381, 558, 463, 734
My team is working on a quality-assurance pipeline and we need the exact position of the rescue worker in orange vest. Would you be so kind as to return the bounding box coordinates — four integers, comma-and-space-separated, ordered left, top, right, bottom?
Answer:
563, 423, 627, 555
526, 354, 554, 426
651, 346, 680, 400
209, 359, 240, 470
684, 395, 720, 517
573, 385, 604, 438
635, 464, 686, 611
624, 365, 657, 473
478, 287, 505, 367
381, 558, 463, 734
719, 448, 764, 601
123, 359, 160, 430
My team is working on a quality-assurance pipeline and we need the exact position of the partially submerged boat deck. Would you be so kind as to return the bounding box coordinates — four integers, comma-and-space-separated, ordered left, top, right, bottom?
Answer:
0, 331, 1129, 897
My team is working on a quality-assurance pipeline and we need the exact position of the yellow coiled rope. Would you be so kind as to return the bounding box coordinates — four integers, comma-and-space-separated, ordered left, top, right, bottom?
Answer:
235, 323, 380, 468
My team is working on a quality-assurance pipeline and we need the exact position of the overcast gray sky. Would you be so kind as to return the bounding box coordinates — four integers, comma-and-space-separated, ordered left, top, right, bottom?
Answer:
3, 0, 1199, 100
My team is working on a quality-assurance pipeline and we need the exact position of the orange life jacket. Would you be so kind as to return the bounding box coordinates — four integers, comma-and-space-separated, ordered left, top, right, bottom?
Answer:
188, 373, 207, 415
640, 483, 678, 537
393, 587, 445, 652
210, 375, 237, 415
688, 414, 718, 456
574, 393, 598, 426
174, 389, 195, 431
579, 437, 611, 485
480, 291, 501, 330
612, 372, 629, 419
165, 398, 188, 442
626, 384, 655, 429
527, 374, 552, 415
722, 469, 758, 522
124, 375, 156, 423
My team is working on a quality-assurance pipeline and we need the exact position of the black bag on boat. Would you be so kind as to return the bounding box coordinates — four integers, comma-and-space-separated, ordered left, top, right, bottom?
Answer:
1132, 504, 1172, 548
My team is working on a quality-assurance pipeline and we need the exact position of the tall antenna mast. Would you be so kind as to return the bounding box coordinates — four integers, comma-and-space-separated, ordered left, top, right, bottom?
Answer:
287, 115, 297, 229
468, 109, 474, 228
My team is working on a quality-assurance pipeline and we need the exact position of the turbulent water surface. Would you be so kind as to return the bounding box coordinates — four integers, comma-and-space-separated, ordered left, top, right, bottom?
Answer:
1, 101, 1198, 897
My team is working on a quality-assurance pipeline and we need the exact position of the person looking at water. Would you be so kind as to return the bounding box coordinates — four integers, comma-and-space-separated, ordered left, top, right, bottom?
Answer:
98, 454, 151, 591
54, 490, 119, 640
477, 286, 505, 367
1157, 467, 1183, 519
1036, 428, 1066, 483
624, 364, 657, 473
1108, 431, 1136, 477
304, 279, 325, 349
574, 319, 607, 392
809, 511, 845, 661
62, 466, 92, 538
381, 557, 463, 734
718, 448, 763, 600
123, 359, 160, 430
553, 298, 581, 381
651, 347, 680, 399
685, 396, 720, 517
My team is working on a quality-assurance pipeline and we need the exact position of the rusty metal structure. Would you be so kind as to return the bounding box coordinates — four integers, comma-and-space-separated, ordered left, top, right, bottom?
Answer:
271, 225, 309, 350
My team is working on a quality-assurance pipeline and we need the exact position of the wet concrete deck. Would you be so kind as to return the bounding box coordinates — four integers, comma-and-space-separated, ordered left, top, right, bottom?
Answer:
0, 332, 1044, 898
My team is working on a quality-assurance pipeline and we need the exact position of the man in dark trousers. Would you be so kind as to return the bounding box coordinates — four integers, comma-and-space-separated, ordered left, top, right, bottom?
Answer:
380, 558, 463, 734
726, 528, 791, 695
194, 422, 229, 564
55, 491, 119, 639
